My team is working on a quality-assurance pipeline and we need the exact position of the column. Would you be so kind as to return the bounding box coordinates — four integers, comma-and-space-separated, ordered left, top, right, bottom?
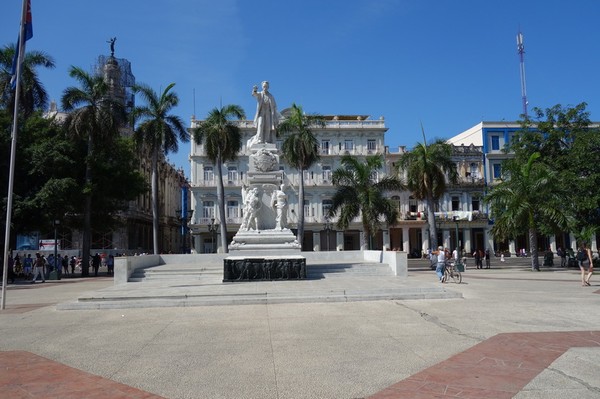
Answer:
382, 230, 390, 251
592, 233, 598, 252
549, 235, 557, 253
402, 227, 410, 253
569, 233, 577, 251
313, 232, 321, 252
360, 231, 368, 251
484, 228, 494, 253
420, 226, 429, 254
443, 229, 450, 249
336, 231, 344, 251
463, 228, 472, 254
509, 240, 516, 256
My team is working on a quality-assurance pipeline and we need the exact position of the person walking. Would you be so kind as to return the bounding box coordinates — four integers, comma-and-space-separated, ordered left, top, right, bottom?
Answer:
473, 249, 483, 269
485, 249, 491, 269
434, 246, 447, 283
30, 253, 46, 283
578, 242, 593, 286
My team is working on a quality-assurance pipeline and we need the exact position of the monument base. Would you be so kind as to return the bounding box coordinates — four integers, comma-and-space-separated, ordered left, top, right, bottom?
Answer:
223, 255, 306, 282
229, 228, 301, 253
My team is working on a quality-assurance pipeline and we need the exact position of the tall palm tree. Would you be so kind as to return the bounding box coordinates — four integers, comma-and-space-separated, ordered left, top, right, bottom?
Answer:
132, 83, 189, 254
0, 43, 55, 116
330, 155, 404, 249
193, 104, 245, 253
61, 66, 126, 276
397, 134, 458, 250
485, 152, 569, 271
278, 103, 325, 249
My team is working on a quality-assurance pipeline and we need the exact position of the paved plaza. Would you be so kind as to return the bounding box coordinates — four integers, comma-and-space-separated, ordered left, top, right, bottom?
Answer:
0, 258, 599, 398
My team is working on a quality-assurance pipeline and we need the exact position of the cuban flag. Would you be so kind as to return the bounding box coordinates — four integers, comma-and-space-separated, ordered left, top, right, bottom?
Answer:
10, 0, 33, 90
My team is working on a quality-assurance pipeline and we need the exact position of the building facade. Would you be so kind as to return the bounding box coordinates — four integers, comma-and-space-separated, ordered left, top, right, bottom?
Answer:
189, 111, 488, 256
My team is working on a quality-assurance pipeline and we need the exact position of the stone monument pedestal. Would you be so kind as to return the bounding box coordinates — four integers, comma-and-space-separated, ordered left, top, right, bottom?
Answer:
223, 255, 306, 282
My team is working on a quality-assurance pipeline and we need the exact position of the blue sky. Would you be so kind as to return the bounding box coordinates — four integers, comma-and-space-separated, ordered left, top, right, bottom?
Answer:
3, 0, 599, 174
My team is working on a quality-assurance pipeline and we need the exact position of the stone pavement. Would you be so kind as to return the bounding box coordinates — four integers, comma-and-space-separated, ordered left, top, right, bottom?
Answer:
0, 259, 599, 398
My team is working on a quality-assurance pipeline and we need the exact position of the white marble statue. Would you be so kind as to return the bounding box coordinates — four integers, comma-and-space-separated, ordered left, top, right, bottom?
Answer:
271, 184, 288, 230
240, 187, 261, 231
248, 81, 278, 146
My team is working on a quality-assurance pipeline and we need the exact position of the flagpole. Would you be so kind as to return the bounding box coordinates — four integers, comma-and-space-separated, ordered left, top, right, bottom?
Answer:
1, 0, 29, 310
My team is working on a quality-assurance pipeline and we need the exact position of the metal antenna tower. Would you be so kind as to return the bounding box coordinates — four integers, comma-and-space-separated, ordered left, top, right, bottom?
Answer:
517, 31, 528, 118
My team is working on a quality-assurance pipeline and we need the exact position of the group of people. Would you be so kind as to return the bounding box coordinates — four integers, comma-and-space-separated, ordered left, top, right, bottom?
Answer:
1, 251, 116, 284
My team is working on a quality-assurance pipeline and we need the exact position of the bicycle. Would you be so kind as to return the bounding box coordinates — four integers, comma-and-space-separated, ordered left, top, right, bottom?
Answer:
443, 260, 462, 284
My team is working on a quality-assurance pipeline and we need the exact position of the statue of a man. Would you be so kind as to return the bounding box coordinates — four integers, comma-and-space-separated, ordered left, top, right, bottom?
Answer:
248, 81, 278, 146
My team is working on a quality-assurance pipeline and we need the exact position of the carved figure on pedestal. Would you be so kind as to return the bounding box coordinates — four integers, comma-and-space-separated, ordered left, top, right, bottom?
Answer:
248, 81, 278, 147
271, 184, 288, 230
240, 187, 261, 231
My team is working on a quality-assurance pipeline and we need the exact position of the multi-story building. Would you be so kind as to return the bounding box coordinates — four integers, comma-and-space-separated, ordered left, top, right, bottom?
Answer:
189, 109, 487, 256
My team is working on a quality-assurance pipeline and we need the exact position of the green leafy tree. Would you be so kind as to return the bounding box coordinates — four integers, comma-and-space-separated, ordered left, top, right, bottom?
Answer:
330, 155, 404, 249
61, 66, 126, 276
397, 134, 458, 249
132, 83, 189, 254
514, 103, 600, 241
278, 103, 325, 249
0, 43, 55, 116
485, 153, 569, 270
193, 104, 245, 253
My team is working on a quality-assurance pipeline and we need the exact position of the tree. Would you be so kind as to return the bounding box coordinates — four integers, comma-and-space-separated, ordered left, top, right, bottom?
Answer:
193, 104, 245, 253
61, 66, 126, 276
397, 134, 458, 250
514, 103, 600, 241
132, 83, 189, 254
330, 155, 404, 249
278, 103, 325, 249
0, 43, 55, 117
485, 152, 570, 271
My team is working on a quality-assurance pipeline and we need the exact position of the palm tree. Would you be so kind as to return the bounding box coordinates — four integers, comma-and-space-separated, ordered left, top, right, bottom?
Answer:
132, 83, 189, 254
397, 134, 458, 250
278, 103, 325, 249
61, 66, 126, 276
485, 152, 569, 271
193, 104, 245, 253
330, 155, 404, 249
0, 43, 55, 116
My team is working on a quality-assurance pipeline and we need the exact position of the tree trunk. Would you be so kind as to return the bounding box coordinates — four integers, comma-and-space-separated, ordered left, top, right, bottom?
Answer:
151, 149, 160, 254
215, 153, 229, 253
297, 168, 305, 249
81, 134, 93, 277
426, 194, 437, 250
529, 227, 540, 271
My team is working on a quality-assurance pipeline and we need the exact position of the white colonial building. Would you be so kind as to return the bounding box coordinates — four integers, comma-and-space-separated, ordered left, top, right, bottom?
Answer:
189, 109, 489, 256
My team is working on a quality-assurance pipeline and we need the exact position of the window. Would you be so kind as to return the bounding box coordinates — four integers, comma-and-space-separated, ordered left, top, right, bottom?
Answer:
469, 163, 479, 179
227, 200, 239, 219
322, 165, 332, 182
203, 166, 214, 182
409, 196, 418, 213
322, 199, 333, 217
491, 135, 500, 151
471, 196, 480, 212
451, 196, 460, 211
367, 139, 377, 152
344, 140, 354, 152
303, 170, 312, 183
304, 200, 311, 217
227, 166, 238, 183
202, 201, 215, 219
492, 163, 502, 179
391, 195, 401, 211
321, 140, 330, 155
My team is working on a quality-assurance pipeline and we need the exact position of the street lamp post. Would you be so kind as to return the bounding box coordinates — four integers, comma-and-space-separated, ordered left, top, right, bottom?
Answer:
208, 218, 219, 254
323, 219, 333, 251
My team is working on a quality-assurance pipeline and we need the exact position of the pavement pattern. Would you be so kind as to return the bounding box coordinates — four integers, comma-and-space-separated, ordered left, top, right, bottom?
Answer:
0, 259, 599, 398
